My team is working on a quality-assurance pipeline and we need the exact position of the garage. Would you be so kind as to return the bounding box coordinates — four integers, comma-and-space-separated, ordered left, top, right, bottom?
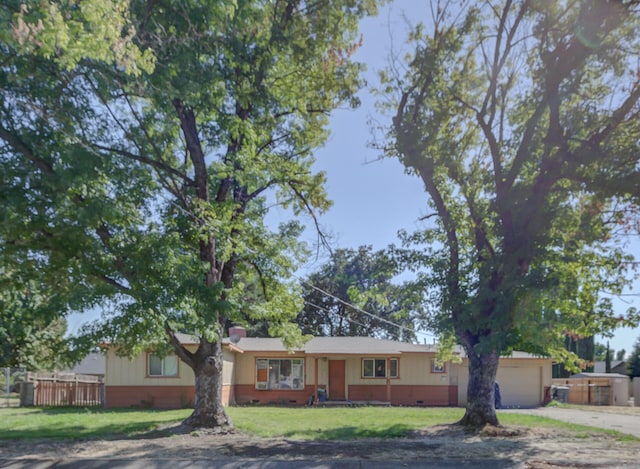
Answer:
497, 366, 542, 408
455, 353, 551, 408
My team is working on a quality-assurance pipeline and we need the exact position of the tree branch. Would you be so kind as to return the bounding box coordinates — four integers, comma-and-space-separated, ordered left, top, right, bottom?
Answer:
90, 142, 194, 186
0, 126, 56, 175
165, 324, 195, 369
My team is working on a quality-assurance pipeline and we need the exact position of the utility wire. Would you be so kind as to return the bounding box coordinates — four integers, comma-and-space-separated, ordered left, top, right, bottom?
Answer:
300, 279, 436, 339
304, 300, 373, 331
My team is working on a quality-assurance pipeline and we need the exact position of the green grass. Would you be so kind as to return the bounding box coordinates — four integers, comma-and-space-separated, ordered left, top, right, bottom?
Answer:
0, 407, 191, 440
227, 406, 465, 439
0, 406, 636, 442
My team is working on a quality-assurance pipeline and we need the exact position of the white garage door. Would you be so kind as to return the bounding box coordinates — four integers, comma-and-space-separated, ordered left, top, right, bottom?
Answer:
496, 366, 541, 408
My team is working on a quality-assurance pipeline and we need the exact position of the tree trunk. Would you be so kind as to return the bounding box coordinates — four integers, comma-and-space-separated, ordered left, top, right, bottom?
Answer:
182, 339, 232, 429
457, 347, 500, 427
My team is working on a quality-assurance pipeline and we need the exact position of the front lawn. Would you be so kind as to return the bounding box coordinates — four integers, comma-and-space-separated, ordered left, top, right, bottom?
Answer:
229, 406, 466, 439
1, 407, 190, 440
0, 406, 635, 442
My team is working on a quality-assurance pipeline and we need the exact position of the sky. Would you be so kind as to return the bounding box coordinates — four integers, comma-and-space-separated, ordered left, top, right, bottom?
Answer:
285, 0, 640, 354
69, 0, 640, 356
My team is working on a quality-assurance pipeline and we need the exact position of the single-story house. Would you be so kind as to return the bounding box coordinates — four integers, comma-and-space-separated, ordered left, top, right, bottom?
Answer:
104, 329, 552, 409
593, 360, 628, 376
61, 352, 106, 378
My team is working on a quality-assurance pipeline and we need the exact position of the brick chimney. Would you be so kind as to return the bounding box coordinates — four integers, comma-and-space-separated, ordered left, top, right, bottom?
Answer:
229, 326, 246, 339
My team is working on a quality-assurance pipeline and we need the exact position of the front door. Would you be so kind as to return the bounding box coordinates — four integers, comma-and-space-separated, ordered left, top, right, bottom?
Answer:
328, 360, 346, 400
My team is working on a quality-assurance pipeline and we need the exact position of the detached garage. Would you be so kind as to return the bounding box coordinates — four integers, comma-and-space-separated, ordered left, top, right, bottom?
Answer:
455, 352, 551, 408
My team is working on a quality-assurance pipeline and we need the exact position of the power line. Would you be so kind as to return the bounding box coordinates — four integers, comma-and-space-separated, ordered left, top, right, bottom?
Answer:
300, 279, 436, 339
599, 290, 640, 297
148, 207, 436, 341
304, 300, 373, 331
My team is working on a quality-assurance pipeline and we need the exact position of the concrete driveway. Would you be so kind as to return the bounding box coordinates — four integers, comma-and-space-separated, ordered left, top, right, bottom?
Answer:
501, 407, 640, 437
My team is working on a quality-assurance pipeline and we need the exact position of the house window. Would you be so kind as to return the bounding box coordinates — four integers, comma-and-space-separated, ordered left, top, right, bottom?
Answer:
362, 358, 398, 378
148, 354, 178, 377
431, 360, 446, 373
389, 358, 398, 378
256, 358, 304, 390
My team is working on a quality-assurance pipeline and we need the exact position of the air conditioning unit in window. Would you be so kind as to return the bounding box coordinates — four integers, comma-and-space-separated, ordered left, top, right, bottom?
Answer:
256, 382, 267, 390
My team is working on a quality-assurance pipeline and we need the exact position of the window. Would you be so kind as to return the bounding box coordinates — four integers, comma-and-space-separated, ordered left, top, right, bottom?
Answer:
389, 358, 398, 378
256, 358, 304, 390
148, 354, 178, 377
362, 358, 398, 378
431, 360, 446, 373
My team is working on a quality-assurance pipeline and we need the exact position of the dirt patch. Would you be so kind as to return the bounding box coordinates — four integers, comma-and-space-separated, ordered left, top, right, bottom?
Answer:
2, 423, 639, 467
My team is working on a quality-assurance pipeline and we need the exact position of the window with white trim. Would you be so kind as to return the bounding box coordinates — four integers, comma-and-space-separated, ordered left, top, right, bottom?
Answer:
431, 360, 446, 373
148, 354, 178, 377
362, 358, 398, 378
256, 358, 304, 390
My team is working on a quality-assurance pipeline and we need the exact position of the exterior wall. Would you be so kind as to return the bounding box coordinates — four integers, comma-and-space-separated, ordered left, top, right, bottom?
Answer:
234, 384, 315, 405
233, 351, 315, 385
232, 351, 315, 405
105, 348, 196, 387
105, 345, 549, 408
342, 353, 458, 405
222, 349, 236, 405
234, 352, 458, 406
348, 385, 457, 406
105, 346, 236, 409
457, 357, 552, 408
106, 385, 195, 409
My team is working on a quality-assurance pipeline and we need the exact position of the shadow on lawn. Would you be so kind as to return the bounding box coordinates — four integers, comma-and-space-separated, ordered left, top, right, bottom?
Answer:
0, 407, 182, 440
283, 423, 417, 440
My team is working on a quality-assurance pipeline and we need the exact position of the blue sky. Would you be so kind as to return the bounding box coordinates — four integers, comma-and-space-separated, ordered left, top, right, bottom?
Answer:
69, 1, 639, 355
293, 1, 640, 354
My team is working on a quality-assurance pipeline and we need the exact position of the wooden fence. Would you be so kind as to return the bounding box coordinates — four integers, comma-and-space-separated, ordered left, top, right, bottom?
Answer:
25, 372, 103, 407
552, 378, 611, 406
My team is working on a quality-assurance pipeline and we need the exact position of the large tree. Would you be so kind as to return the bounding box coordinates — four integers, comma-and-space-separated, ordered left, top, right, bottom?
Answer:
381, 0, 640, 426
1, 0, 378, 428
296, 245, 424, 341
627, 337, 640, 378
0, 275, 72, 370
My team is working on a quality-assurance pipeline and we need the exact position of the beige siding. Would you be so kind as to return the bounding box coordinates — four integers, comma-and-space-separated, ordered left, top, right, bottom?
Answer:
105, 348, 195, 387
316, 357, 327, 385
344, 353, 453, 386
228, 352, 457, 390
457, 358, 552, 407
222, 349, 235, 386
497, 366, 541, 407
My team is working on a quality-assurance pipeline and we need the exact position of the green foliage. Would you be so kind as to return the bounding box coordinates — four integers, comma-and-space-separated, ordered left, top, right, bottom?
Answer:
0, 0, 380, 425
0, 270, 77, 370
627, 338, 640, 379
381, 0, 640, 367
296, 246, 424, 340
594, 342, 608, 362
5, 0, 156, 75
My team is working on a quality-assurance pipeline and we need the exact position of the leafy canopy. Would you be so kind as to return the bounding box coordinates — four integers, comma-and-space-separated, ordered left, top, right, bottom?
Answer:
0, 0, 380, 361
379, 0, 640, 368
297, 246, 425, 341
